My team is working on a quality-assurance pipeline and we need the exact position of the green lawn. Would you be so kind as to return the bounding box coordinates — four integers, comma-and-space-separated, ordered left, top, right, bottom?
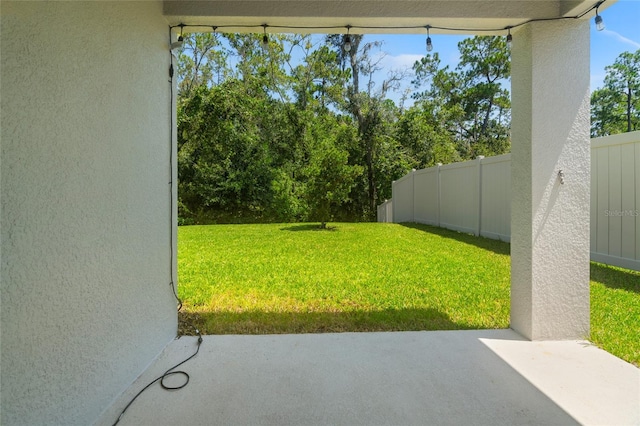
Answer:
177, 222, 639, 366
590, 262, 640, 366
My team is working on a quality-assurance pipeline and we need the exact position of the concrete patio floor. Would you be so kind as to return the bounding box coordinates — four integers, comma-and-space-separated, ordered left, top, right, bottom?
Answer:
97, 329, 639, 426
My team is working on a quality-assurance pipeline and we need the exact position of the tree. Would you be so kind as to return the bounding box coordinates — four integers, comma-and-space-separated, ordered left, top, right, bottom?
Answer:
304, 124, 363, 228
411, 37, 511, 160
177, 82, 275, 222
289, 39, 348, 111
326, 34, 412, 218
176, 33, 228, 96
591, 50, 640, 136
174, 32, 514, 224
396, 103, 460, 169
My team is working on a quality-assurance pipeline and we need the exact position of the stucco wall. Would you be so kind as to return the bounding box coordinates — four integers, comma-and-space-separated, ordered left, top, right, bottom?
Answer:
1, 2, 176, 425
510, 20, 591, 340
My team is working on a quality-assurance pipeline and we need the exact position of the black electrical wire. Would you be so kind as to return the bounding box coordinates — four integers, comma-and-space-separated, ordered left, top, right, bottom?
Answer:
111, 333, 203, 426
111, 35, 198, 425
169, 29, 183, 313
169, 0, 606, 35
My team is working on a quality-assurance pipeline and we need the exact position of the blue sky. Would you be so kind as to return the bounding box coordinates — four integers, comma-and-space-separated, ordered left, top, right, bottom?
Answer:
589, 0, 640, 89
214, 1, 639, 104
355, 0, 640, 104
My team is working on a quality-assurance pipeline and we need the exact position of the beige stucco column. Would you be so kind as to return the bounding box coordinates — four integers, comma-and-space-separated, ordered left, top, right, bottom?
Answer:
510, 20, 591, 340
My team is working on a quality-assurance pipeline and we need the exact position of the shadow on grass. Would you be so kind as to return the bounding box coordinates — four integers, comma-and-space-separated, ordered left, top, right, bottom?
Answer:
178, 308, 486, 336
398, 222, 510, 256
280, 224, 338, 232
590, 262, 640, 293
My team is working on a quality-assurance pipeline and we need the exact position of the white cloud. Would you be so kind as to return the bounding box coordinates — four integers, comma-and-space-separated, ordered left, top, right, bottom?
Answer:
603, 29, 640, 49
380, 53, 424, 71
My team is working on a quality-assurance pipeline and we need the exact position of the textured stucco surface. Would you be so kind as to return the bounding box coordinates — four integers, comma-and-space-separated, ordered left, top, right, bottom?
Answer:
1, 2, 176, 425
511, 20, 591, 340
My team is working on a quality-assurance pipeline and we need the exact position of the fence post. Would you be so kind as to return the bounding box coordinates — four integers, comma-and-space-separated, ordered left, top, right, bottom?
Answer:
411, 169, 416, 223
391, 180, 396, 223
436, 163, 442, 227
476, 156, 484, 237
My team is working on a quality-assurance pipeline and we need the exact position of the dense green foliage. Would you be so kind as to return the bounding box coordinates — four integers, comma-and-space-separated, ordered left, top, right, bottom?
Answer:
410, 37, 511, 159
591, 50, 640, 137
178, 223, 640, 366
176, 34, 638, 223
176, 34, 511, 224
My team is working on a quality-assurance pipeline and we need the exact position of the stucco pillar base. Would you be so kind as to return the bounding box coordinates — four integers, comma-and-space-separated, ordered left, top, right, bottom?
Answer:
510, 20, 591, 340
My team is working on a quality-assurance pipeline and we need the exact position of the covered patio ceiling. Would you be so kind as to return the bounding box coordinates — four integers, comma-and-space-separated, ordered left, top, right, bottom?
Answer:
163, 0, 612, 34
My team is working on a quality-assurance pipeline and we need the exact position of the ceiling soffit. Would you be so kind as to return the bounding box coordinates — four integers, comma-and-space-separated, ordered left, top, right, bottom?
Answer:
163, 0, 607, 34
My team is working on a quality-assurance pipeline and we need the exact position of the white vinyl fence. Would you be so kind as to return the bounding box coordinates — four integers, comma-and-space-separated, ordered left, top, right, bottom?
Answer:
377, 199, 393, 223
591, 132, 640, 271
381, 131, 640, 271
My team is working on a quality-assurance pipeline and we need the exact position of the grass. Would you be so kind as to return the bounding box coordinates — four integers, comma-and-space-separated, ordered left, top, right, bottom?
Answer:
590, 262, 640, 366
178, 222, 511, 334
177, 222, 640, 366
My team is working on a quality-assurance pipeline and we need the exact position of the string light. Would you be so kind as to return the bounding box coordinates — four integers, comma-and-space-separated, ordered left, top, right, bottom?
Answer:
170, 24, 184, 50
169, 0, 608, 51
344, 25, 352, 52
262, 24, 269, 50
594, 3, 605, 31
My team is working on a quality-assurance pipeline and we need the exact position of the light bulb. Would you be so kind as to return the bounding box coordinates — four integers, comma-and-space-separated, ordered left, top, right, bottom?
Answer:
595, 14, 605, 31
425, 26, 433, 53
344, 36, 352, 52
171, 25, 184, 51
506, 33, 512, 49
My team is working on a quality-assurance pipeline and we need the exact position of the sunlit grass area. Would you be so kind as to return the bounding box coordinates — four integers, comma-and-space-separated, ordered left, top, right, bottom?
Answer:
590, 263, 640, 367
178, 223, 511, 334
178, 222, 639, 366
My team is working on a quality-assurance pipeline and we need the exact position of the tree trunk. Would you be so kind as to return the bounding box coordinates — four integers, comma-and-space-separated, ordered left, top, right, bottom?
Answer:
349, 37, 361, 95
481, 97, 494, 138
366, 148, 376, 214
627, 85, 632, 133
